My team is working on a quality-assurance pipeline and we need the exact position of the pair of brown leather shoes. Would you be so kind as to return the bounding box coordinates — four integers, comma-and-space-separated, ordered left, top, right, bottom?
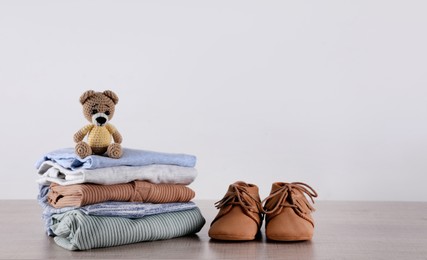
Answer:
208, 181, 318, 241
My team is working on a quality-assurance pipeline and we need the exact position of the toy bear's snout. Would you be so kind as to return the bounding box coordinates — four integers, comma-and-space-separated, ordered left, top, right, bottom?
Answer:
92, 113, 109, 126
96, 117, 107, 125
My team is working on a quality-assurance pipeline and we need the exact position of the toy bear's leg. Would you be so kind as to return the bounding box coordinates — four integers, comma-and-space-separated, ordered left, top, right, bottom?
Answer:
75, 141, 92, 158
107, 143, 123, 159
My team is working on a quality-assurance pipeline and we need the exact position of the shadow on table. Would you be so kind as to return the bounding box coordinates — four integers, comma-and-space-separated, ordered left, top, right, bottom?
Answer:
207, 234, 316, 259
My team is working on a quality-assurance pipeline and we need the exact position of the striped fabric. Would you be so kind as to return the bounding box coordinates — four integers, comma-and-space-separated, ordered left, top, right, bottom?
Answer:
48, 181, 195, 208
39, 184, 198, 235
51, 208, 206, 250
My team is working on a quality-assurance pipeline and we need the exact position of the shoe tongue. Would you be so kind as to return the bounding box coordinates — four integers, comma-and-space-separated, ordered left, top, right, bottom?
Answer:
271, 182, 287, 193
269, 182, 303, 204
227, 181, 245, 193
233, 181, 250, 187
227, 181, 260, 199
232, 181, 258, 190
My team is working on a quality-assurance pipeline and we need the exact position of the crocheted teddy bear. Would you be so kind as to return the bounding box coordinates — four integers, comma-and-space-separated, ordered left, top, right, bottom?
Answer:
74, 90, 123, 159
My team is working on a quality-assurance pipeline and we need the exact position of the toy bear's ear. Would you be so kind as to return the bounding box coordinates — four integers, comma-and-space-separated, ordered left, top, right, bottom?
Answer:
80, 90, 96, 104
103, 90, 119, 104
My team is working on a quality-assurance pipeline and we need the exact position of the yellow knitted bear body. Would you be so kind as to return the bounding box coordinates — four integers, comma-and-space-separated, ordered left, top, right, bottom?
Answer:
87, 124, 117, 148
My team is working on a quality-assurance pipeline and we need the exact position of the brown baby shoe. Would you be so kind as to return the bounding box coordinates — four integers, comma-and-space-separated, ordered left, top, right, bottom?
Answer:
263, 182, 318, 241
208, 181, 263, 241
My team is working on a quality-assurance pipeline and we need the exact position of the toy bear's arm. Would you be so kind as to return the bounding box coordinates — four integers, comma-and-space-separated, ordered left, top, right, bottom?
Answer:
74, 124, 94, 143
106, 124, 122, 144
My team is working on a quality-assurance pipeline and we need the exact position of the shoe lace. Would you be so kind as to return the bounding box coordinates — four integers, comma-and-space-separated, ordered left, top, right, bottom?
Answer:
262, 182, 318, 216
214, 184, 263, 214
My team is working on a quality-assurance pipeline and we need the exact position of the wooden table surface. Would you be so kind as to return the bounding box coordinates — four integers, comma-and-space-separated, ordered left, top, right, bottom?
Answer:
0, 200, 426, 259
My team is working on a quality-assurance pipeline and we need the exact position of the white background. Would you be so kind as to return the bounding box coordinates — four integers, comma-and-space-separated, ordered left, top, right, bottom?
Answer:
1, 1, 426, 201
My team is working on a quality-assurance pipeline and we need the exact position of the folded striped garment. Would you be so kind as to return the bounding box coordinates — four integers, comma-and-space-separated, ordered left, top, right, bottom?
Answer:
38, 185, 198, 236
51, 208, 206, 250
37, 161, 197, 186
48, 181, 195, 208
35, 147, 197, 170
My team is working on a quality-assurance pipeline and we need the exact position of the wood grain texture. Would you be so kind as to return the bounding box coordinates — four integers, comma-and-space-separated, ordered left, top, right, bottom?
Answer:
0, 200, 426, 259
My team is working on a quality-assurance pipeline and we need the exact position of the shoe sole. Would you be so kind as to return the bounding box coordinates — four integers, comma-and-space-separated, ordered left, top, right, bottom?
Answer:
209, 234, 256, 241
267, 235, 312, 242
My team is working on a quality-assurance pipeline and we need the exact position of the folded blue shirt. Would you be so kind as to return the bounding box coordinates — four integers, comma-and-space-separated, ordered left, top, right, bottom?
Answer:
35, 147, 197, 170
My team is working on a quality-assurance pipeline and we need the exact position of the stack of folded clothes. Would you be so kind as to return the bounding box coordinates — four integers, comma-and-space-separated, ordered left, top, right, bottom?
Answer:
35, 147, 205, 251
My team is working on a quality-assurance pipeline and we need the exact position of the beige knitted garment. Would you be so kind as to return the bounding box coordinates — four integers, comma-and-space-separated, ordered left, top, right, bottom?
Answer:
48, 181, 195, 208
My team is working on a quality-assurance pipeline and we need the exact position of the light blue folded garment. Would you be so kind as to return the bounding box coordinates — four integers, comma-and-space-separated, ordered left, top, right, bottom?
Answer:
38, 185, 197, 236
35, 147, 197, 170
